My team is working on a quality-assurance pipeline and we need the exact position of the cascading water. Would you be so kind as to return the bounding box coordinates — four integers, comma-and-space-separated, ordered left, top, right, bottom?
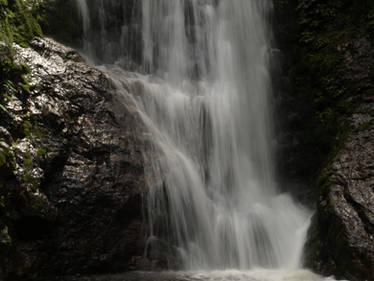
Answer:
74, 0, 336, 279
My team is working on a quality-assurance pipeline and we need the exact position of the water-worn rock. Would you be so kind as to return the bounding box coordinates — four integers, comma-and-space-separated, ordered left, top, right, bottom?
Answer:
301, 18, 374, 279
2, 38, 151, 279
305, 99, 374, 280
305, 90, 374, 281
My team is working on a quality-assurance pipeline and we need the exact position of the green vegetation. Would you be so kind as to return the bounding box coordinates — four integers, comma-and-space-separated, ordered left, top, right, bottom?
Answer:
356, 121, 372, 132
0, 4, 78, 268
0, 0, 42, 47
0, 0, 81, 46
0, 0, 44, 255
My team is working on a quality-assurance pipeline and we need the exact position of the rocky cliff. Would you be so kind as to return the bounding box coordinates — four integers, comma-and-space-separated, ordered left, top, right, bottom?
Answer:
1, 37, 150, 280
274, 1, 374, 280
305, 97, 374, 281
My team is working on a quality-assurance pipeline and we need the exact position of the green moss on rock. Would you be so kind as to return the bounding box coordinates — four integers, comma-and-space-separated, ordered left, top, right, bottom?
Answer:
356, 121, 372, 132
0, 0, 42, 47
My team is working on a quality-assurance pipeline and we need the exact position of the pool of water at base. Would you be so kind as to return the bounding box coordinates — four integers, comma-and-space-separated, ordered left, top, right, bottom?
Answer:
57, 269, 346, 281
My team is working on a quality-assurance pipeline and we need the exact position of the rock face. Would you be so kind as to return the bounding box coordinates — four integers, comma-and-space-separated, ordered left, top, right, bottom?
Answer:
303, 36, 374, 281
305, 99, 374, 280
1, 38, 150, 279
272, 1, 374, 280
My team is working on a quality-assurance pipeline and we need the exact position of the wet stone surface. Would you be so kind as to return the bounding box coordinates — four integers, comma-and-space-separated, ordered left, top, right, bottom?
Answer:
2, 38, 154, 279
305, 95, 374, 280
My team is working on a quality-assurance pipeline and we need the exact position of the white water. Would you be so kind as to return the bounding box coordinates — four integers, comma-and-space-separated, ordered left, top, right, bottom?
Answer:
74, 0, 337, 279
112, 270, 340, 281
169, 270, 337, 281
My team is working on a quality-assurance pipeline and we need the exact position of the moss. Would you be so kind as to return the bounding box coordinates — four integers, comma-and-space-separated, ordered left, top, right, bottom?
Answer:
22, 116, 48, 140
328, 125, 349, 160
356, 121, 372, 132
36, 147, 46, 158
27, 191, 52, 216
0, 0, 42, 47
0, 49, 32, 116
18, 82, 31, 95
22, 172, 40, 190
23, 120, 33, 139
0, 3, 58, 274
0, 145, 15, 172
0, 226, 12, 245
0, 151, 6, 167
0, 1, 41, 126
317, 166, 332, 184
21, 149, 43, 191
23, 153, 32, 168
0, 103, 9, 115
1, 0, 82, 47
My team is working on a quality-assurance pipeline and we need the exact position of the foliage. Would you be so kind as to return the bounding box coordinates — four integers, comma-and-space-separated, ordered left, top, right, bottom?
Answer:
0, 0, 42, 47
0, 0, 38, 119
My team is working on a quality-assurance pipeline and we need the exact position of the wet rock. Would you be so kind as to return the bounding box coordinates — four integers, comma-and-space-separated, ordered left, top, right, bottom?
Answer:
273, 2, 374, 279
2, 38, 151, 279
304, 99, 374, 281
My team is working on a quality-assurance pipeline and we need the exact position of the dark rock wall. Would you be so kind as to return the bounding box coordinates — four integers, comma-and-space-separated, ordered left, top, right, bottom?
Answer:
273, 0, 319, 203
31, 0, 83, 48
1, 38, 150, 280
305, 103, 374, 281
274, 1, 374, 280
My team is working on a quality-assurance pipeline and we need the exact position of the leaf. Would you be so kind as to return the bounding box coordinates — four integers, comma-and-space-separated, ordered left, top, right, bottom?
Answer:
0, 104, 8, 113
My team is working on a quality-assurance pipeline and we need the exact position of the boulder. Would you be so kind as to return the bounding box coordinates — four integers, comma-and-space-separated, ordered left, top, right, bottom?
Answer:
305, 98, 374, 281
2, 37, 151, 279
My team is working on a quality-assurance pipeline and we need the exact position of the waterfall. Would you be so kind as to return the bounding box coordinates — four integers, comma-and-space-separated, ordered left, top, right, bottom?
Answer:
76, 0, 312, 271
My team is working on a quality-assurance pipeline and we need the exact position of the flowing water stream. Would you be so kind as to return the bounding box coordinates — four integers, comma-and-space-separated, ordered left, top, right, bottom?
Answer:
74, 1, 341, 280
